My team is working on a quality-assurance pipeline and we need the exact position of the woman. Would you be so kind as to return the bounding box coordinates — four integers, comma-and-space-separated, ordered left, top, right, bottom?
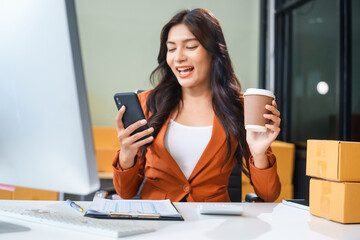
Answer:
113, 9, 281, 202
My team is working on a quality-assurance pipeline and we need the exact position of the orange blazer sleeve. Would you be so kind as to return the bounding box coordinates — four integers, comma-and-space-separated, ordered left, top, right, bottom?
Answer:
112, 150, 144, 199
248, 148, 281, 202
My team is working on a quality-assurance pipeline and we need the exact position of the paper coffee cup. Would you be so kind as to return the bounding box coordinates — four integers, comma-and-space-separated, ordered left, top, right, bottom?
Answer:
244, 88, 275, 132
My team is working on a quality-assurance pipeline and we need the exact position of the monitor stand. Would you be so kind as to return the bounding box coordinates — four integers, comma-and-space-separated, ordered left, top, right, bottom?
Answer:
0, 220, 31, 234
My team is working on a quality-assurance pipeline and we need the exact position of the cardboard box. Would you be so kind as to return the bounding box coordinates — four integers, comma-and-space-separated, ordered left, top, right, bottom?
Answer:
242, 183, 293, 203
13, 187, 58, 200
0, 187, 58, 200
242, 140, 295, 184
310, 178, 360, 224
92, 127, 120, 149
306, 140, 360, 181
95, 148, 119, 172
242, 171, 250, 184
92, 127, 120, 172
241, 183, 254, 200
275, 184, 293, 203
271, 141, 295, 184
0, 189, 13, 200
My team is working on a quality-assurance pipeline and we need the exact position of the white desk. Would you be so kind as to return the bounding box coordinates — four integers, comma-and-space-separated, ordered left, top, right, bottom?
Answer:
0, 200, 359, 240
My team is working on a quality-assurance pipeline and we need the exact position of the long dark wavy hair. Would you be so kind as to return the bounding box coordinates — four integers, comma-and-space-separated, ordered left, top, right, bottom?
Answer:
140, 8, 250, 177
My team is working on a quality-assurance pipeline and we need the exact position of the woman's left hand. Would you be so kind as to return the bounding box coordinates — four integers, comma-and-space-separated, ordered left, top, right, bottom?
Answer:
246, 100, 281, 167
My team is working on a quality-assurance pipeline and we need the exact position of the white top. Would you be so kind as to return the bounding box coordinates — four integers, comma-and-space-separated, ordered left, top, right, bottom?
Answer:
164, 119, 212, 179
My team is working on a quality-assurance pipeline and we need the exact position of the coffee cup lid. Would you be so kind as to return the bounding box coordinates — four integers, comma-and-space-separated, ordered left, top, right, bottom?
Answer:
243, 88, 275, 99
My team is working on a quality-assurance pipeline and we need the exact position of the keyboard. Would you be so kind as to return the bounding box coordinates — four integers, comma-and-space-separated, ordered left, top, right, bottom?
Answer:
0, 206, 156, 238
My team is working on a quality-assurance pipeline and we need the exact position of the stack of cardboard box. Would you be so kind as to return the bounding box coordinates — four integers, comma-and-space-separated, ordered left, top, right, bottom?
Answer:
306, 140, 360, 223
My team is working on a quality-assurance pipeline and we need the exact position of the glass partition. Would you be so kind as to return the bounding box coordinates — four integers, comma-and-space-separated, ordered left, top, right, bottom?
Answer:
290, 0, 339, 144
352, 0, 360, 141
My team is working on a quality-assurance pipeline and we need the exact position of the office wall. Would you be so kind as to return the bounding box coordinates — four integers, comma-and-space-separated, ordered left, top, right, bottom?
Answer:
76, 0, 260, 126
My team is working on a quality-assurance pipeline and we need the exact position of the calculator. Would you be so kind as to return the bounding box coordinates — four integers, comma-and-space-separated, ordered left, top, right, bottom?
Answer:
198, 204, 243, 215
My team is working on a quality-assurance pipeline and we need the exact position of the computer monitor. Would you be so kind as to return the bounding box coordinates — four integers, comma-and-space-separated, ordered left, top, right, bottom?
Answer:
0, 0, 100, 195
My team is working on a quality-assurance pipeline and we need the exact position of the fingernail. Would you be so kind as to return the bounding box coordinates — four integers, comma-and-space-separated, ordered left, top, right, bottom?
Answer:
141, 119, 147, 124
148, 127, 154, 132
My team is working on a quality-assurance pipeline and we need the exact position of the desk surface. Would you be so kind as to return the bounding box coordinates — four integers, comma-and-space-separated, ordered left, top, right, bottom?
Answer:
0, 200, 359, 240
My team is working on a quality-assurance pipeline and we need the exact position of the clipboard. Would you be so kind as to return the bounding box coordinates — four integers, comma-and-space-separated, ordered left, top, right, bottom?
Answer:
84, 199, 184, 221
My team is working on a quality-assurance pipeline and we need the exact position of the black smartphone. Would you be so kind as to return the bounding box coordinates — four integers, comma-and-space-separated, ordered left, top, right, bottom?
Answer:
114, 92, 150, 141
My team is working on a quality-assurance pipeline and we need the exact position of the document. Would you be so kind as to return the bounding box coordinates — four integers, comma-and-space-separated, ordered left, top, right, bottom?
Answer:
85, 198, 183, 220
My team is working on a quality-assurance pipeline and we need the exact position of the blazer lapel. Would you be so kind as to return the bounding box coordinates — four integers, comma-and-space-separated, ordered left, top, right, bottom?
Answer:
188, 115, 227, 182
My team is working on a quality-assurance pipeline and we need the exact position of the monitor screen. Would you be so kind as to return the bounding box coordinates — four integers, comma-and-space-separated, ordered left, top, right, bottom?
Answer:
0, 0, 100, 195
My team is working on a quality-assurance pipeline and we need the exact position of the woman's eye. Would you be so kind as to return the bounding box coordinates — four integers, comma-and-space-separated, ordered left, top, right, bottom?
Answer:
187, 46, 198, 50
168, 48, 176, 52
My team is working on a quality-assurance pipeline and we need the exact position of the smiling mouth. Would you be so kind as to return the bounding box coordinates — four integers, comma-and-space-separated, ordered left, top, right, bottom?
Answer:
176, 67, 194, 77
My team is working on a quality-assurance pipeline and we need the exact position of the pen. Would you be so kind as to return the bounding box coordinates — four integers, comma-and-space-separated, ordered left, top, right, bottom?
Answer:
66, 199, 84, 213
109, 212, 161, 219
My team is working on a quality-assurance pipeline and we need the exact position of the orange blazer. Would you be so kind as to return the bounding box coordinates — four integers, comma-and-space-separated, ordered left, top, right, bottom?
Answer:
113, 91, 281, 202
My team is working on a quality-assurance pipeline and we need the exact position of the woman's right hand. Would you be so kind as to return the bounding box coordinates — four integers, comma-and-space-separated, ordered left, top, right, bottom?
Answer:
115, 106, 154, 170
